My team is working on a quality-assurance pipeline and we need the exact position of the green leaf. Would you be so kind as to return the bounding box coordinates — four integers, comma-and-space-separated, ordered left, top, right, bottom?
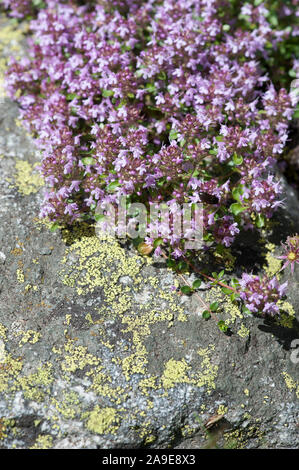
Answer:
192, 279, 202, 289
231, 278, 240, 289
135, 69, 144, 78
94, 214, 106, 222
202, 310, 211, 320
102, 90, 114, 97
107, 181, 120, 192
268, 14, 278, 27
178, 261, 187, 272
50, 222, 60, 233
153, 237, 164, 248
233, 153, 243, 166
146, 83, 156, 92
66, 93, 79, 101
157, 71, 167, 80
218, 320, 228, 332
232, 186, 243, 201
256, 214, 265, 228
293, 109, 299, 119
181, 285, 192, 295
169, 129, 178, 141
167, 258, 176, 269
230, 202, 245, 216
222, 287, 233, 294
232, 188, 240, 201
209, 301, 219, 312
82, 157, 94, 165
32, 0, 46, 8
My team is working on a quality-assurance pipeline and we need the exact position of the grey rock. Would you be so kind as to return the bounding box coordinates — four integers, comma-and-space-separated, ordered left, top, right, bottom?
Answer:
0, 14, 298, 451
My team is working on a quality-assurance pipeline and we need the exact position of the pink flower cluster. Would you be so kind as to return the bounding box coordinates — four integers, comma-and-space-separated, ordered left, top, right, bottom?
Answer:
4, 0, 298, 262
1, 0, 36, 18
239, 273, 288, 316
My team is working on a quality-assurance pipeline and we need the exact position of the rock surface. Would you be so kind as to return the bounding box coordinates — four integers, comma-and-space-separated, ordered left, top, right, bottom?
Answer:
0, 15, 298, 450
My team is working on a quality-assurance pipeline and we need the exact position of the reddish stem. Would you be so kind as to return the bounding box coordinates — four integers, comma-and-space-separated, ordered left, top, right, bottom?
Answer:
182, 256, 239, 293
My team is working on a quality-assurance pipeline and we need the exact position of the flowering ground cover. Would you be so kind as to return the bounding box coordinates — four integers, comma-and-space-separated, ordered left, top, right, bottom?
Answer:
2, 0, 299, 317
1, 4, 299, 450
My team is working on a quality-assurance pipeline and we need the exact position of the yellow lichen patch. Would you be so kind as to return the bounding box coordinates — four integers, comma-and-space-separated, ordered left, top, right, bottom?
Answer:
181, 424, 194, 438
138, 420, 152, 440
59, 339, 100, 374
30, 434, 53, 449
12, 362, 54, 402
0, 353, 23, 393
144, 434, 156, 445
51, 391, 81, 420
122, 341, 148, 380
161, 359, 191, 390
85, 313, 94, 325
14, 160, 44, 196
54, 223, 222, 436
0, 419, 7, 440
217, 405, 228, 416
222, 300, 243, 326
60, 227, 189, 400
0, 20, 26, 100
60, 233, 143, 302
0, 323, 7, 340
196, 345, 218, 393
87, 367, 128, 404
16, 268, 25, 283
0, 418, 15, 441
204, 287, 242, 326
237, 324, 250, 338
16, 329, 41, 347
282, 372, 299, 399
159, 345, 218, 396
157, 288, 185, 322
277, 301, 296, 329
0, 58, 6, 101
263, 243, 282, 278
138, 376, 159, 395
33, 216, 56, 231
264, 255, 282, 278
0, 21, 26, 51
224, 425, 262, 449
84, 406, 120, 435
